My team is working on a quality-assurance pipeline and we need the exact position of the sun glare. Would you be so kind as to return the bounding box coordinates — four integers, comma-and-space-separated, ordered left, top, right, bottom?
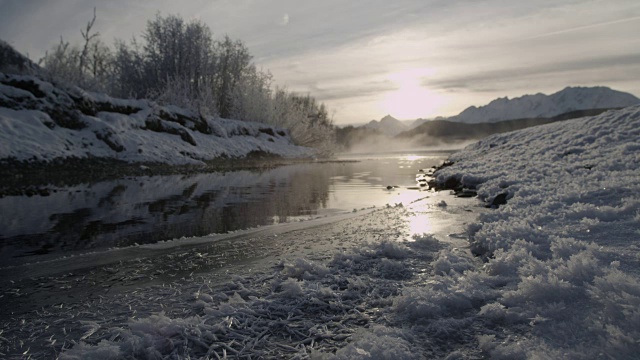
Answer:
381, 68, 444, 119
402, 155, 424, 162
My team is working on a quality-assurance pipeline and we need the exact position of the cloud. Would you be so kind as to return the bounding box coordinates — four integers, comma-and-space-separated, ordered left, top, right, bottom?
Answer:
2, 0, 639, 124
307, 80, 397, 101
425, 53, 640, 93
521, 15, 640, 41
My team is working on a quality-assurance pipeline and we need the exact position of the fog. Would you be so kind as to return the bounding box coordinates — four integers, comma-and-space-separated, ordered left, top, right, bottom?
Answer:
338, 132, 475, 155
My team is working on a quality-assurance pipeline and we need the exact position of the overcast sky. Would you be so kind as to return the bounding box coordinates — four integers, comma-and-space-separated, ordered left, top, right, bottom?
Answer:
1, 0, 639, 124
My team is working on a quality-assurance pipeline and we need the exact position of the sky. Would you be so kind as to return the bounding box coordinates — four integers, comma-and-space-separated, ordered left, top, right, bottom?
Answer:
1, 0, 639, 125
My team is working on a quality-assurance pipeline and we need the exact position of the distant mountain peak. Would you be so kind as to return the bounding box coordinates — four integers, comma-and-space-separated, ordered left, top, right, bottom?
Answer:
362, 114, 407, 136
449, 86, 640, 124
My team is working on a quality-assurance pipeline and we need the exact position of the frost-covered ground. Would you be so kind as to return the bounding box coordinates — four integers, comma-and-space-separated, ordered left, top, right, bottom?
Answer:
0, 195, 480, 359
0, 73, 313, 166
2, 106, 638, 359
433, 105, 640, 358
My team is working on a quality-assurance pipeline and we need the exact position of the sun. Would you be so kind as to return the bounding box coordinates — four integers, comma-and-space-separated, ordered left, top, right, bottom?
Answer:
381, 68, 444, 119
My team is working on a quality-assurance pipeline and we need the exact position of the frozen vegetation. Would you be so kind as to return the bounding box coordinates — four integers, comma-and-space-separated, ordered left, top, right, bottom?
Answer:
1, 106, 639, 359
7, 12, 336, 154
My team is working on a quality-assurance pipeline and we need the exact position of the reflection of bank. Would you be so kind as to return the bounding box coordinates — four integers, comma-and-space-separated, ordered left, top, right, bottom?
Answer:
0, 164, 332, 265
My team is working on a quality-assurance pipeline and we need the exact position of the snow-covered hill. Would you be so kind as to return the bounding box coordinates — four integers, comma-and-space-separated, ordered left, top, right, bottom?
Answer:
432, 105, 640, 357
363, 115, 408, 136
0, 73, 313, 165
449, 86, 639, 123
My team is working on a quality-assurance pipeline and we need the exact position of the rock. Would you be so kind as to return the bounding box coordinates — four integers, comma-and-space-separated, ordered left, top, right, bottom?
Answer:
443, 177, 462, 191
455, 189, 477, 198
489, 193, 508, 208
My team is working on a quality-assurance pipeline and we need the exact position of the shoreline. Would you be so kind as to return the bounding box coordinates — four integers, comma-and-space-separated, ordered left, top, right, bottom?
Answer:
0, 154, 332, 197
0, 190, 481, 282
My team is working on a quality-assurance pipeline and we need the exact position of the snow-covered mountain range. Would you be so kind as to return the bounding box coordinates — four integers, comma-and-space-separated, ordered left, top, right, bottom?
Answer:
355, 86, 639, 135
448, 86, 640, 124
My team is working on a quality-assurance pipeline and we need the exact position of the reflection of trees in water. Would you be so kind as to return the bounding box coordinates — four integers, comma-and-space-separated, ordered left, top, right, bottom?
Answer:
0, 164, 332, 261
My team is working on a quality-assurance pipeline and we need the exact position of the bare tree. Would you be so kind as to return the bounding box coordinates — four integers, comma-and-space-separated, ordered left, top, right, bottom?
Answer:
37, 11, 336, 153
79, 7, 100, 83
39, 37, 82, 85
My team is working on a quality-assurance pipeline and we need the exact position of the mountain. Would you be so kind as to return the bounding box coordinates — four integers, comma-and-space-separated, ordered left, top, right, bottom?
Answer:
396, 108, 613, 143
363, 115, 407, 136
448, 86, 640, 124
409, 117, 441, 129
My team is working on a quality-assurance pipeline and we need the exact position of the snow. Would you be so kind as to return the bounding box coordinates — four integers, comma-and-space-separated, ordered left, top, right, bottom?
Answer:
434, 105, 640, 357
2, 104, 639, 358
0, 73, 314, 165
449, 86, 640, 123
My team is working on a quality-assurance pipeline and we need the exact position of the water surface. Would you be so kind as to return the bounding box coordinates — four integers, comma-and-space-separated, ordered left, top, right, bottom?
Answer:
0, 150, 453, 265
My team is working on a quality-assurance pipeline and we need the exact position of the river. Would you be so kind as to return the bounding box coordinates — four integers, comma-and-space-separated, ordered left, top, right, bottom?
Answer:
0, 150, 454, 267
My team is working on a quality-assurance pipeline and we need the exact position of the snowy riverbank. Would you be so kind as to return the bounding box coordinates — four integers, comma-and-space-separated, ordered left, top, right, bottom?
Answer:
0, 73, 313, 167
433, 105, 640, 358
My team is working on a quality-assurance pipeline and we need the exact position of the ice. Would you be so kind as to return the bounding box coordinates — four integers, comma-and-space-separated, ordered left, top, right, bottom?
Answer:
315, 325, 421, 360
280, 258, 330, 280
59, 340, 121, 359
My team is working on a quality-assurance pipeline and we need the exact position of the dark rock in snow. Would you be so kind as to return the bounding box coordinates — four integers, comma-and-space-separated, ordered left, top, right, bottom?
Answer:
488, 193, 508, 208
455, 189, 477, 198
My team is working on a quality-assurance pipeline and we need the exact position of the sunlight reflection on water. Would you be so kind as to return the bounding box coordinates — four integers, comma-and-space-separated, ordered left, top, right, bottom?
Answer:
327, 150, 453, 210
402, 155, 425, 162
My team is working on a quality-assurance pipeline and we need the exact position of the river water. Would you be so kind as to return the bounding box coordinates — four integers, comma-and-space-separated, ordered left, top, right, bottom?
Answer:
0, 150, 453, 267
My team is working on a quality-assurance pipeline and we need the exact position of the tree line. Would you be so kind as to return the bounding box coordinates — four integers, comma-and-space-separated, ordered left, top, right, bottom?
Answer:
39, 11, 335, 154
